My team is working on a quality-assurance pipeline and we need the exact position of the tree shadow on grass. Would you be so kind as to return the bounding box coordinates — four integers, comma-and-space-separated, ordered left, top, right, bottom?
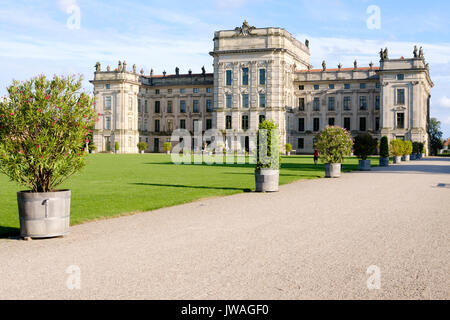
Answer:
131, 182, 252, 192
0, 226, 20, 239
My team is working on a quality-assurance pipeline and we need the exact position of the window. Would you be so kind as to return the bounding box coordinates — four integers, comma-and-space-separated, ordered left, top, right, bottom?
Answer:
226, 94, 232, 108
168, 89, 172, 94
167, 100, 172, 113
298, 138, 304, 149
242, 94, 249, 108
155, 89, 160, 95
154, 101, 160, 113
138, 99, 142, 113
375, 96, 380, 110
359, 96, 367, 110
397, 89, 405, 105
299, 85, 305, 90
206, 88, 212, 93
397, 112, 405, 129
226, 70, 232, 86
144, 119, 148, 130
259, 69, 266, 85
206, 100, 212, 112
376, 82, 380, 89
359, 117, 366, 131
180, 100, 186, 113
313, 118, 320, 132
313, 98, 320, 111
180, 88, 185, 94
180, 119, 186, 129
242, 67, 249, 85
328, 117, 335, 126
314, 84, 319, 90
144, 100, 148, 113
193, 88, 199, 93
193, 100, 199, 113
242, 115, 249, 130
259, 93, 266, 108
397, 74, 405, 81
360, 83, 366, 89
375, 117, 380, 131
154, 119, 160, 132
328, 97, 335, 111
329, 84, 335, 89
344, 117, 351, 131
105, 116, 111, 130
299, 98, 305, 111
344, 83, 351, 89
206, 119, 212, 130
298, 118, 305, 132
259, 115, 265, 124
344, 96, 351, 111
105, 96, 112, 110
105, 84, 110, 89
226, 115, 232, 129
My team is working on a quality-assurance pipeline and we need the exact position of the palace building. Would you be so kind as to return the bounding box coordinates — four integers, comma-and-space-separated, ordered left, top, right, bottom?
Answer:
91, 21, 433, 154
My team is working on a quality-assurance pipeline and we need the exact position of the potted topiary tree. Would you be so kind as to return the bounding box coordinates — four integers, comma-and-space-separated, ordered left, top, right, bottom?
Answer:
164, 141, 172, 154
379, 136, 390, 167
390, 139, 404, 164
353, 133, 377, 171
420, 142, 426, 158
402, 141, 413, 162
137, 142, 147, 154
285, 143, 292, 156
114, 141, 119, 154
0, 75, 97, 239
411, 142, 419, 160
315, 126, 353, 178
255, 120, 281, 192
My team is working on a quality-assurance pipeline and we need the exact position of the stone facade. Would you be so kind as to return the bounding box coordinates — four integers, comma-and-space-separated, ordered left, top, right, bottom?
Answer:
91, 22, 433, 154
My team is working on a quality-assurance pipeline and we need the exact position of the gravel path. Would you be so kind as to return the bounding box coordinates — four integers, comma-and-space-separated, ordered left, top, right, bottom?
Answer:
0, 158, 449, 300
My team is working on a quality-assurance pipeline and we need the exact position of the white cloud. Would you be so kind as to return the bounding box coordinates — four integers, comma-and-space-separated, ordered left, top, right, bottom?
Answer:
216, 0, 247, 9
438, 96, 450, 108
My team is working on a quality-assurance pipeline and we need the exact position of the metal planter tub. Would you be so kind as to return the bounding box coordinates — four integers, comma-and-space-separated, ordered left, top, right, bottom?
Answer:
255, 169, 279, 192
359, 160, 372, 171
410, 154, 417, 160
393, 156, 402, 164
402, 155, 410, 162
379, 157, 390, 167
324, 163, 341, 178
17, 190, 71, 238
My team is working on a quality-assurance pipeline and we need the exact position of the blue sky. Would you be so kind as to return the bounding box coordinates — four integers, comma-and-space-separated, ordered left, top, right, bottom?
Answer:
1, 0, 449, 137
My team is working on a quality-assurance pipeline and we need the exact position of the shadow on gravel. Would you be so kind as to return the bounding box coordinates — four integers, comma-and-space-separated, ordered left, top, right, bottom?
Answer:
373, 158, 450, 175
0, 226, 20, 239
131, 182, 252, 192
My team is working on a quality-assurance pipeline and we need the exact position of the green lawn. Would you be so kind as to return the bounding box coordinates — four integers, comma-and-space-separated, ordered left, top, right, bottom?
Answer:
0, 154, 380, 238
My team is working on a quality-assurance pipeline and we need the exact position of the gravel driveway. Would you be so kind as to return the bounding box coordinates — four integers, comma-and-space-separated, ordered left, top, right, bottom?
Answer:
0, 158, 449, 300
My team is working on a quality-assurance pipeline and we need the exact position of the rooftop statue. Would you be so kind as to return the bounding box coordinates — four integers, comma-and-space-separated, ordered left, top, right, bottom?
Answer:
95, 62, 101, 72
322, 60, 326, 71
413, 45, 418, 58
235, 20, 255, 36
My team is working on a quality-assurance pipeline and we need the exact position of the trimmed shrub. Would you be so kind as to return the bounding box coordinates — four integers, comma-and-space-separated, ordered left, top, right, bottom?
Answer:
412, 142, 421, 154
315, 126, 353, 164
256, 120, 281, 171
137, 142, 147, 152
114, 141, 119, 152
390, 139, 404, 156
0, 74, 97, 192
404, 141, 413, 155
353, 133, 377, 160
285, 143, 292, 153
380, 136, 389, 158
164, 142, 172, 152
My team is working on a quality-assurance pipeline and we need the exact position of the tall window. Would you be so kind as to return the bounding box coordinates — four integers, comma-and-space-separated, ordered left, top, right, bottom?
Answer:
206, 119, 212, 130
313, 118, 320, 132
344, 117, 351, 131
397, 112, 405, 129
344, 83, 351, 89
344, 96, 351, 110
259, 69, 266, 85
226, 94, 232, 108
299, 98, 305, 111
375, 96, 380, 110
397, 74, 404, 81
298, 138, 304, 149
138, 99, 142, 113
105, 96, 112, 110
328, 117, 335, 126
359, 96, 367, 110
242, 94, 249, 108
242, 115, 249, 130
144, 100, 148, 113
375, 117, 380, 131
359, 117, 367, 131
180, 119, 186, 129
259, 115, 265, 124
105, 84, 110, 89
242, 67, 249, 85
206, 100, 212, 112
226, 70, 232, 86
180, 100, 186, 113
298, 118, 305, 132
167, 100, 172, 113
144, 119, 148, 131
155, 89, 160, 94
105, 116, 111, 130
313, 98, 320, 111
155, 101, 160, 113
328, 97, 335, 111
226, 115, 232, 129
259, 93, 266, 108
154, 119, 160, 132
193, 100, 199, 113
397, 89, 405, 105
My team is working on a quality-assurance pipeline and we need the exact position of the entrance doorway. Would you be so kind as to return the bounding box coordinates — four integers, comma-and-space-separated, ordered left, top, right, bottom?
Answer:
154, 138, 159, 153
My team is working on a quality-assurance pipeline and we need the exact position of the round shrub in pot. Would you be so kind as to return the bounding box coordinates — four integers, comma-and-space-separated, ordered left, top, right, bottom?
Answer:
390, 139, 404, 164
0, 75, 97, 239
315, 126, 353, 178
379, 136, 390, 167
402, 141, 413, 161
137, 142, 147, 154
353, 133, 377, 171
285, 143, 292, 156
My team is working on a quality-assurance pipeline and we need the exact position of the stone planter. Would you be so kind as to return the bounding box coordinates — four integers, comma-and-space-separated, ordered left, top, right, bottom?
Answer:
359, 159, 371, 171
255, 169, 279, 192
166, 151, 170, 155
17, 190, 71, 239
421, 153, 425, 158
287, 152, 291, 156
139, 150, 144, 154
410, 154, 417, 160
393, 156, 402, 164
324, 163, 341, 178
379, 157, 390, 167
402, 155, 410, 162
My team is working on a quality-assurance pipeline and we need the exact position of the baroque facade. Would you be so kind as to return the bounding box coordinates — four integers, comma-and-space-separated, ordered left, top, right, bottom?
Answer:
91, 21, 433, 154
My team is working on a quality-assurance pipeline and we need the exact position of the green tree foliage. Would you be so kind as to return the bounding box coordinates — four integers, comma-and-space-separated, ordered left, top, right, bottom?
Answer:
163, 142, 172, 152
380, 136, 389, 158
256, 120, 281, 171
137, 142, 148, 152
285, 143, 292, 153
353, 133, 377, 160
315, 126, 353, 164
428, 118, 444, 155
390, 139, 404, 157
0, 75, 97, 192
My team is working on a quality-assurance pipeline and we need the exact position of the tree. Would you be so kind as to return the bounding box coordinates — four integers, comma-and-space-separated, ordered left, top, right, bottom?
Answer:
315, 126, 353, 164
428, 118, 444, 155
353, 133, 377, 160
379, 136, 389, 158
